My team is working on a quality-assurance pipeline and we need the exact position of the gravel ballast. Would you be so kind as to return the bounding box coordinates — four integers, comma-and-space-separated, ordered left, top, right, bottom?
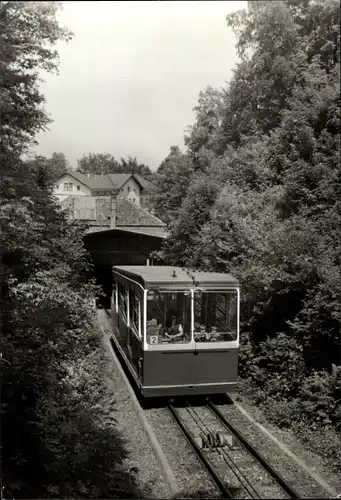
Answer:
96, 308, 340, 498
98, 310, 173, 498
223, 394, 341, 498
197, 404, 289, 499
145, 407, 221, 498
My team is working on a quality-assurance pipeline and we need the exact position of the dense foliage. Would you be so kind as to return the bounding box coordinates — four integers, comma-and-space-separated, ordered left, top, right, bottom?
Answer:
1, 0, 340, 494
25, 152, 70, 183
152, 0, 341, 452
0, 2, 142, 497
77, 152, 153, 178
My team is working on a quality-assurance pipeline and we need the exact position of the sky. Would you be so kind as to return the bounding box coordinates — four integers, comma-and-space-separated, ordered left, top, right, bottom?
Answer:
35, 1, 247, 170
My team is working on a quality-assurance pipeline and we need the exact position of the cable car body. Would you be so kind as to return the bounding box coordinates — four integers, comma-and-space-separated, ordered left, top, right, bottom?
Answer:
111, 265, 240, 398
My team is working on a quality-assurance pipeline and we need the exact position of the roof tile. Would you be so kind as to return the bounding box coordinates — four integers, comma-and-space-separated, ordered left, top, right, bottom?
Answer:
61, 195, 165, 228
106, 173, 132, 190
66, 171, 113, 190
57, 171, 155, 193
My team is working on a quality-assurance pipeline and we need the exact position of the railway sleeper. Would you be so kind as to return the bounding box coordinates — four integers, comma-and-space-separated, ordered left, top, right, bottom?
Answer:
195, 432, 238, 450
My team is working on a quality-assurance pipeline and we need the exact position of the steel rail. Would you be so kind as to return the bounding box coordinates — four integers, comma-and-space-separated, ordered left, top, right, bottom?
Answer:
186, 402, 261, 499
168, 402, 234, 499
208, 401, 302, 499
100, 309, 181, 495
104, 306, 300, 499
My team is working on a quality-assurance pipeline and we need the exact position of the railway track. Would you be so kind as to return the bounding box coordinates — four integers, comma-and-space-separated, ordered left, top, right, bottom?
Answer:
167, 398, 302, 499
101, 309, 336, 499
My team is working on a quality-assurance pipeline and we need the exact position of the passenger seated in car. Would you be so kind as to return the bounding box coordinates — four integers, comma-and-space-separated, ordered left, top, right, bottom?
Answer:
194, 323, 207, 342
194, 322, 201, 334
165, 315, 184, 341
147, 318, 161, 343
208, 325, 220, 341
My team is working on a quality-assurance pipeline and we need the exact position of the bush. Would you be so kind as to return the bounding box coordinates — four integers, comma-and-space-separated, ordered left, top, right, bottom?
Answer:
154, 0, 341, 474
2, 268, 143, 498
239, 332, 307, 399
299, 368, 341, 431
33, 338, 143, 499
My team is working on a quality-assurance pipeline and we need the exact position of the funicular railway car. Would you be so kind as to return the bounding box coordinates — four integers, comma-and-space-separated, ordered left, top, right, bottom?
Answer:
111, 265, 240, 398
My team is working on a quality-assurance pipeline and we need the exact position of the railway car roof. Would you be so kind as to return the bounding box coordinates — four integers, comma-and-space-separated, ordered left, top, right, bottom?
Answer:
112, 265, 239, 287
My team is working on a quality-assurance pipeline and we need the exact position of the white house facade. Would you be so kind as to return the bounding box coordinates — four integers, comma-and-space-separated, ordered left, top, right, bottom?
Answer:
53, 171, 154, 207
117, 176, 141, 205
53, 174, 91, 201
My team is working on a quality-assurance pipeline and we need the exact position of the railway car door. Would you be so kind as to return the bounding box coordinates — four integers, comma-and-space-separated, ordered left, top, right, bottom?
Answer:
127, 288, 143, 380
129, 330, 143, 379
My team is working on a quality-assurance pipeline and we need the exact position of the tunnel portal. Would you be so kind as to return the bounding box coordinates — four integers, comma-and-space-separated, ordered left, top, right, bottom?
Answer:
84, 228, 165, 301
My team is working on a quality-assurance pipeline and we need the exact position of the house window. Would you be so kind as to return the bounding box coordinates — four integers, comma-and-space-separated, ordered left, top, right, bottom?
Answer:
127, 186, 130, 192
64, 182, 73, 191
77, 185, 80, 191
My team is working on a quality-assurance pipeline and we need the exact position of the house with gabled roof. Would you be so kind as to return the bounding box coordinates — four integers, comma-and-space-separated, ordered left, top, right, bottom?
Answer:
54, 171, 166, 275
53, 170, 154, 207
55, 170, 166, 238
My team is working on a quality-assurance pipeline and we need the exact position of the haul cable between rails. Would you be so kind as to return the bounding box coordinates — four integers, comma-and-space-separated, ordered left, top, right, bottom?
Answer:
186, 400, 261, 498
168, 401, 235, 498
169, 397, 303, 499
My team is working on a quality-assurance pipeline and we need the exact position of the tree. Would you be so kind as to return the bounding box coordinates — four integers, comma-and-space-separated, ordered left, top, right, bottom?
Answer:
77, 153, 121, 175
218, 0, 340, 152
0, 1, 72, 156
184, 86, 225, 170
119, 156, 153, 178
0, 2, 144, 497
161, 173, 221, 266
77, 153, 153, 177
49, 151, 70, 178
3, 268, 142, 498
151, 146, 194, 224
25, 152, 70, 186
155, 0, 341, 436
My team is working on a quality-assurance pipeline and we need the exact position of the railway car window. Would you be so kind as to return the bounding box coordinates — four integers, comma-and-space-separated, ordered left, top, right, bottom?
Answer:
118, 283, 128, 321
129, 289, 141, 337
146, 290, 191, 344
112, 282, 117, 309
194, 291, 237, 342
